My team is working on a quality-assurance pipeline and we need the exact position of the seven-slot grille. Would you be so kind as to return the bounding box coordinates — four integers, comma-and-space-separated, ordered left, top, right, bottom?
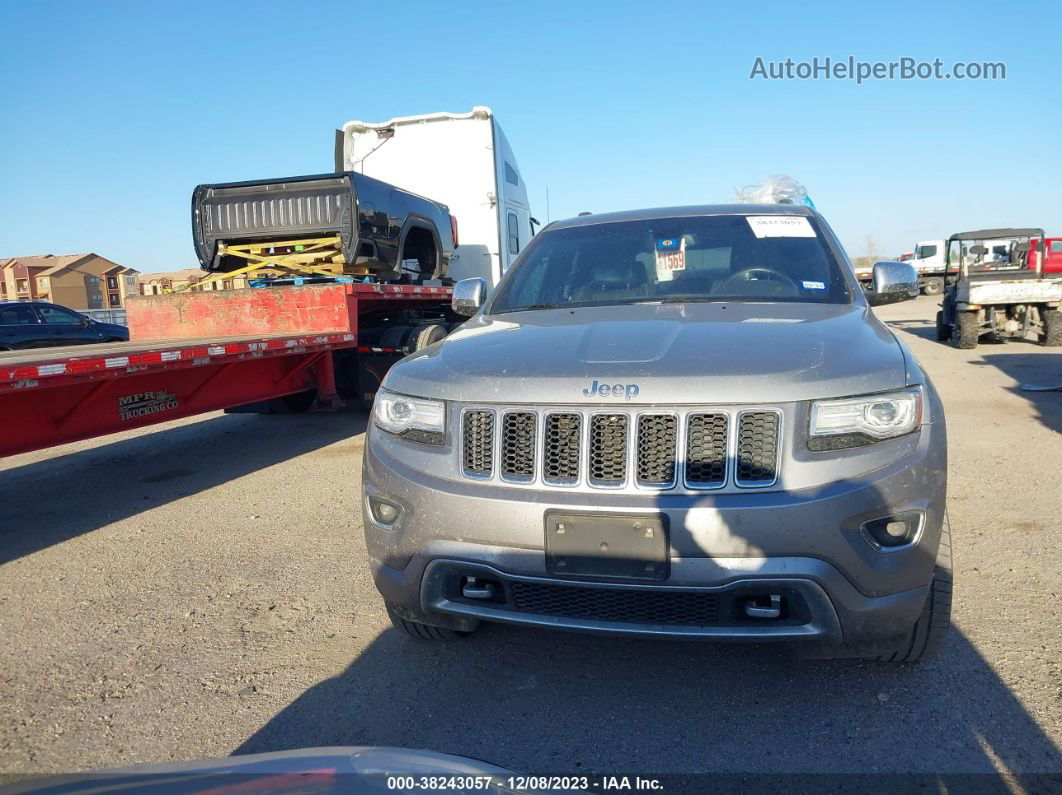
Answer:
460, 407, 781, 488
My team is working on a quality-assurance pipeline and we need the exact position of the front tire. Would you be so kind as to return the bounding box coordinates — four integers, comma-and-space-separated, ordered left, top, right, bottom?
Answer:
950, 312, 980, 349
386, 602, 471, 640
922, 277, 944, 296
864, 515, 953, 663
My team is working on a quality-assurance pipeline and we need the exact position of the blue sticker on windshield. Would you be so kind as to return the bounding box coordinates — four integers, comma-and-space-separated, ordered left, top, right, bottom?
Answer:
802, 280, 826, 290
657, 238, 680, 251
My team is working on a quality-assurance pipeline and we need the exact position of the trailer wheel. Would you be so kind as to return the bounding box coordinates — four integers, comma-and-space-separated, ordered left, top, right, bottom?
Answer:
935, 311, 952, 341
1041, 309, 1062, 347
380, 325, 412, 351
922, 277, 944, 296
386, 602, 473, 640
950, 312, 980, 349
410, 323, 448, 352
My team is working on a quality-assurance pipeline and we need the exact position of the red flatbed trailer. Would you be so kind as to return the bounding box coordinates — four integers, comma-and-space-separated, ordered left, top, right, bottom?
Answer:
0, 282, 452, 457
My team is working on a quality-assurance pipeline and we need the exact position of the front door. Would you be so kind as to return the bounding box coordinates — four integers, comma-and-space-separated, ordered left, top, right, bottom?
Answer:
35, 304, 101, 346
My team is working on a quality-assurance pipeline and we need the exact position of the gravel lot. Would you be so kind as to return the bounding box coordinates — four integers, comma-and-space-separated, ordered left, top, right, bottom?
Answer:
1, 295, 1059, 781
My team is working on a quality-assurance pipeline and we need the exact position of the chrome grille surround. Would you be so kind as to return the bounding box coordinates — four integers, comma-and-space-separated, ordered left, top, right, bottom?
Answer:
458, 405, 783, 492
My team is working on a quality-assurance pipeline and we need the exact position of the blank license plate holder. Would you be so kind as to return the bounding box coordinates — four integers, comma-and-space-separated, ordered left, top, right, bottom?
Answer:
544, 512, 669, 581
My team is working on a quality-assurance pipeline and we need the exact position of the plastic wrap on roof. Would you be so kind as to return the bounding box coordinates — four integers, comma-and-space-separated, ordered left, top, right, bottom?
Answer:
736, 175, 815, 209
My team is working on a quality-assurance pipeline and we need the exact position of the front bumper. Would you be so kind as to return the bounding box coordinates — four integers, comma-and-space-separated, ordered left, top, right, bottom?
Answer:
363, 421, 946, 643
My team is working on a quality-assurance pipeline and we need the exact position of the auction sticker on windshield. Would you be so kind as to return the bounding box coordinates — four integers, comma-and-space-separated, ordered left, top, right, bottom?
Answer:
746, 215, 816, 238
655, 236, 686, 281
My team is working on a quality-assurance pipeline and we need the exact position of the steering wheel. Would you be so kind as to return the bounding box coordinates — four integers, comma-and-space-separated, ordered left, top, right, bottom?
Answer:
720, 267, 798, 291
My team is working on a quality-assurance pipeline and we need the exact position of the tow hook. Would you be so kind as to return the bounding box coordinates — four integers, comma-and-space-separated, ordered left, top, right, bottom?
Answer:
461, 577, 496, 601
744, 594, 783, 619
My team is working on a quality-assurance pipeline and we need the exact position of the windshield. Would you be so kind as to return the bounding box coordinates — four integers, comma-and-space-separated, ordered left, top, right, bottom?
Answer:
488, 214, 850, 313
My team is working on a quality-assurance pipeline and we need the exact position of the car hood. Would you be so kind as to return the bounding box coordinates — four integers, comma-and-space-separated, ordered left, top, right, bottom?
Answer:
386, 302, 908, 404
3, 746, 515, 794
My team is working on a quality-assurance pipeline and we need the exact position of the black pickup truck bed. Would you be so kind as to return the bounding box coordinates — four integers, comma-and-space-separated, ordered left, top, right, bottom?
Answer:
192, 171, 454, 281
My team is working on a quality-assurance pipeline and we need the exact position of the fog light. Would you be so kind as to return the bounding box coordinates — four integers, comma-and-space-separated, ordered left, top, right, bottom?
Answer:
368, 496, 401, 526
861, 512, 923, 550
885, 521, 908, 538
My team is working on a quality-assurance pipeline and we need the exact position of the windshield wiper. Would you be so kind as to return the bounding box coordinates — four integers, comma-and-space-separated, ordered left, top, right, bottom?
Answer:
623, 296, 725, 305
492, 302, 591, 314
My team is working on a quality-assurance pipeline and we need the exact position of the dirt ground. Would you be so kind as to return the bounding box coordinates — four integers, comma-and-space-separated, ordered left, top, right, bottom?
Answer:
1, 295, 1059, 781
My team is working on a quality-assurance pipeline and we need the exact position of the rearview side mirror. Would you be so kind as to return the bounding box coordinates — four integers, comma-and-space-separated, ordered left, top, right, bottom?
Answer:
868, 261, 919, 305
452, 277, 487, 316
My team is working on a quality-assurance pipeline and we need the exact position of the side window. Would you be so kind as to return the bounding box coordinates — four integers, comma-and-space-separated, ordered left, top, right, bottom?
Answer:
37, 305, 83, 325
1050, 241, 1062, 254
507, 211, 520, 255
504, 163, 519, 187
1, 304, 41, 325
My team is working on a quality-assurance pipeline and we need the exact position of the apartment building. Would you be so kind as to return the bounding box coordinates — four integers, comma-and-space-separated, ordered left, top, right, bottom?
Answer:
138, 268, 248, 295
0, 253, 139, 308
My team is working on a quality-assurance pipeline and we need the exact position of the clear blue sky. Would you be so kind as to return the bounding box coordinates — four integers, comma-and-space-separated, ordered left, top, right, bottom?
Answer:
1, 0, 1058, 272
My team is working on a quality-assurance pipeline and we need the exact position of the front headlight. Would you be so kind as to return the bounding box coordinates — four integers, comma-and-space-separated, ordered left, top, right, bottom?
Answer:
373, 389, 446, 445
809, 387, 922, 450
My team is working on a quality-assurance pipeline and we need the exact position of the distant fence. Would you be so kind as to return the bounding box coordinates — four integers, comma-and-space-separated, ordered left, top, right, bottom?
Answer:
79, 309, 128, 326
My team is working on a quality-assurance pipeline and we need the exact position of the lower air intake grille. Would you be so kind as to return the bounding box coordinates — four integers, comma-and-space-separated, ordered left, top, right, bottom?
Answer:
510, 582, 720, 626
686, 413, 728, 486
736, 411, 780, 484
589, 414, 629, 485
636, 414, 677, 486
544, 413, 581, 484
462, 410, 494, 475
501, 412, 536, 478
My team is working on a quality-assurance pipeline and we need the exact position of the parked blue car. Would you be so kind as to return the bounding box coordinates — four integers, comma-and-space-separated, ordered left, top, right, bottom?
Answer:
0, 301, 129, 350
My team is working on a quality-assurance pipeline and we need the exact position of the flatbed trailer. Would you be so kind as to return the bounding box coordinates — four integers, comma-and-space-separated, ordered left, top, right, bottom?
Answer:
0, 283, 452, 457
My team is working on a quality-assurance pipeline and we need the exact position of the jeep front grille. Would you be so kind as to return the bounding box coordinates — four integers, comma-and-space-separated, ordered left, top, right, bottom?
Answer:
544, 413, 581, 484
736, 411, 780, 485
501, 412, 536, 479
462, 410, 494, 476
636, 414, 677, 487
589, 414, 629, 486
459, 407, 781, 490
685, 413, 728, 487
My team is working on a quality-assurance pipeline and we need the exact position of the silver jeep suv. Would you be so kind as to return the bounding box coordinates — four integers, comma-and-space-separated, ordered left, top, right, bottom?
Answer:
362, 205, 951, 662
